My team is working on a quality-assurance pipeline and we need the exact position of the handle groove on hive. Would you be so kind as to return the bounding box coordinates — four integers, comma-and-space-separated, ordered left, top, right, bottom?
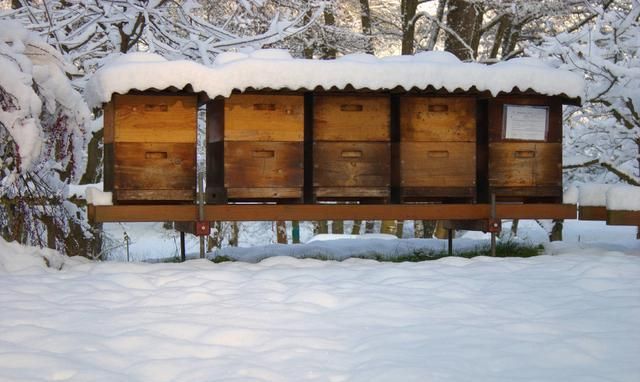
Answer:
428, 150, 449, 158
253, 103, 276, 111
252, 150, 275, 158
144, 104, 168, 112
428, 104, 449, 112
145, 151, 168, 159
341, 150, 363, 158
514, 150, 536, 158
340, 104, 364, 112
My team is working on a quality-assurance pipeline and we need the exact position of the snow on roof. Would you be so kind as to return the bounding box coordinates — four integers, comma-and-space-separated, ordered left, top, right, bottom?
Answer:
85, 50, 585, 108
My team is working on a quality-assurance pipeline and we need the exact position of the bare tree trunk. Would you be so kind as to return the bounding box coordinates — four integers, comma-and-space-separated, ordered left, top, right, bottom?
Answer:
276, 221, 287, 244
550, 219, 563, 242
365, 220, 375, 233
414, 220, 424, 238
444, 0, 478, 60
401, 0, 419, 54
229, 222, 239, 247
381, 220, 397, 235
396, 220, 404, 238
208, 221, 223, 251
351, 220, 362, 235
423, 220, 436, 238
511, 219, 519, 236
359, 0, 374, 54
425, 0, 447, 50
323, 4, 337, 59
314, 220, 328, 235
332, 220, 344, 234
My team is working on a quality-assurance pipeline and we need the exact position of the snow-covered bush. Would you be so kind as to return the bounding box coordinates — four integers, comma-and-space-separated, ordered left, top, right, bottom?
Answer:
0, 20, 92, 255
532, 0, 639, 186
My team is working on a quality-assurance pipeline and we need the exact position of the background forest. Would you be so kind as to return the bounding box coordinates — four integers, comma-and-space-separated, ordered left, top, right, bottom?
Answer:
0, 0, 638, 257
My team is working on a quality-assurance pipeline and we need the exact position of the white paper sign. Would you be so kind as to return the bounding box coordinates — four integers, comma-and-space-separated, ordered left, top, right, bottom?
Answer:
503, 105, 548, 141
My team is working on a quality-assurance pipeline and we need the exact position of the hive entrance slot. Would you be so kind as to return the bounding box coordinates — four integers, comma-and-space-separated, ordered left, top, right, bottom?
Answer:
514, 150, 536, 158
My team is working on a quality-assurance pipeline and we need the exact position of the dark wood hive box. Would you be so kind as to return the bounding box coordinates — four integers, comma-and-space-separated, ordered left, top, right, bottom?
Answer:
487, 96, 563, 202
103, 94, 197, 204
206, 94, 304, 202
312, 95, 391, 201
397, 96, 477, 202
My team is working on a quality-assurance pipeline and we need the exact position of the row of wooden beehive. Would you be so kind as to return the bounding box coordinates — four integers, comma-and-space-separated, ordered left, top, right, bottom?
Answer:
103, 93, 563, 205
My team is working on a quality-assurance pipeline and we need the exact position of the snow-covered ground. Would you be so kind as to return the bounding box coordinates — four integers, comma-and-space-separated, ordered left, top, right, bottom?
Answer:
0, 222, 639, 381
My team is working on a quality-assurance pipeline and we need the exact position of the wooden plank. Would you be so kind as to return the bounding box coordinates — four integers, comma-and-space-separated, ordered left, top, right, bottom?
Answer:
495, 204, 576, 219
227, 187, 302, 200
400, 187, 475, 198
313, 142, 390, 189
314, 95, 390, 141
314, 187, 389, 199
114, 142, 195, 190
488, 142, 562, 188
607, 210, 640, 226
103, 101, 114, 144
103, 143, 114, 192
579, 206, 607, 221
115, 189, 194, 202
114, 94, 197, 143
224, 94, 304, 141
88, 203, 578, 223
400, 97, 476, 142
399, 142, 476, 187
224, 141, 304, 188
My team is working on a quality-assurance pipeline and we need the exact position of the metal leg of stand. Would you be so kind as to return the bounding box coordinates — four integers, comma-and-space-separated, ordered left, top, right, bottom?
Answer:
180, 231, 186, 262
448, 229, 453, 256
491, 193, 497, 257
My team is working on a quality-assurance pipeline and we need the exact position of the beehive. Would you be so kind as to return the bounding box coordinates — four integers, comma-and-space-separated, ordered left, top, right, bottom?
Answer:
487, 96, 563, 202
312, 95, 391, 201
103, 94, 197, 203
206, 93, 304, 202
398, 96, 477, 202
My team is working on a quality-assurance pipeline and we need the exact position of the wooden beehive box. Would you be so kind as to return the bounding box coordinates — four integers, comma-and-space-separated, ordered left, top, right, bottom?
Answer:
206, 93, 304, 202
487, 96, 563, 202
398, 96, 476, 202
313, 95, 391, 201
103, 94, 197, 204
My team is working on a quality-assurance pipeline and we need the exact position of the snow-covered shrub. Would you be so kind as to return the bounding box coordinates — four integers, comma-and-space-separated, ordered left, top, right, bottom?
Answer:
532, 0, 640, 186
0, 20, 92, 255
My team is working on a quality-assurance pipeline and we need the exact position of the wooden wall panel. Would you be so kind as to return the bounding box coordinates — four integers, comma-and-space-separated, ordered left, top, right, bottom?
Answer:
400, 142, 476, 187
114, 142, 195, 191
488, 142, 562, 189
314, 95, 390, 141
400, 97, 476, 142
313, 142, 390, 188
224, 94, 304, 141
223, 142, 303, 189
114, 95, 197, 143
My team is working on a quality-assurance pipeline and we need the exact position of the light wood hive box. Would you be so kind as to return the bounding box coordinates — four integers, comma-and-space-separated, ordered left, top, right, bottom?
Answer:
206, 94, 304, 202
312, 95, 391, 201
103, 94, 197, 204
487, 96, 563, 202
398, 96, 477, 202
